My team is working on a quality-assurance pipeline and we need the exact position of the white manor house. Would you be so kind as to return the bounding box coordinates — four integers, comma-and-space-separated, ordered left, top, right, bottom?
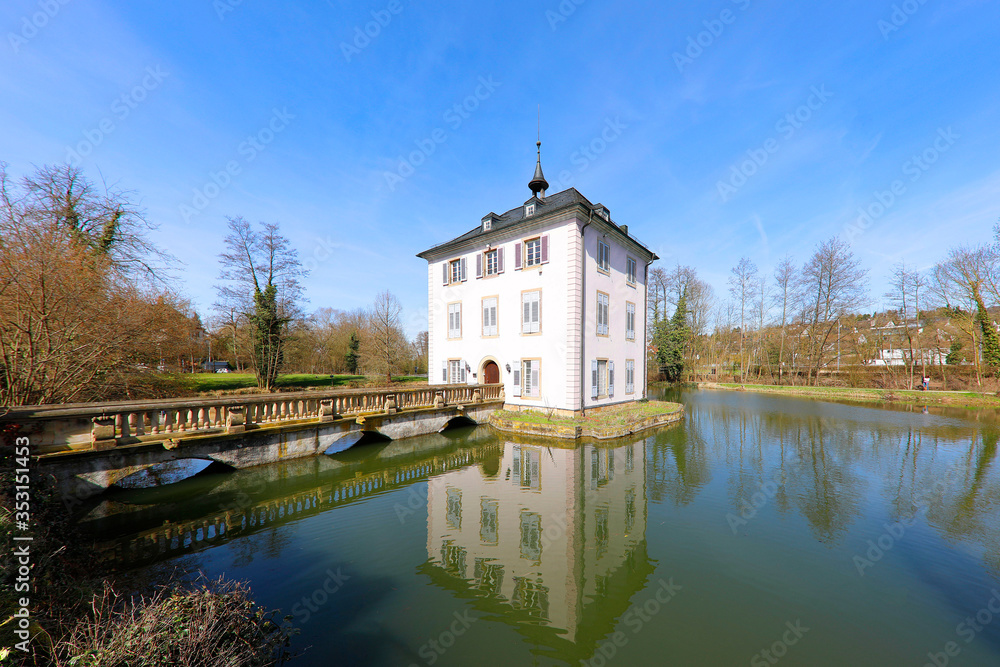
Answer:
417, 144, 658, 416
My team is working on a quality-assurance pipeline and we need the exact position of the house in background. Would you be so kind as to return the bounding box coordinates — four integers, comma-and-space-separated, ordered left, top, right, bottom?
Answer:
416, 143, 658, 416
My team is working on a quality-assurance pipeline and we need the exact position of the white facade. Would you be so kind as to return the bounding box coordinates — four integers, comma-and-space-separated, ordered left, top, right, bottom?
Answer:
418, 188, 657, 415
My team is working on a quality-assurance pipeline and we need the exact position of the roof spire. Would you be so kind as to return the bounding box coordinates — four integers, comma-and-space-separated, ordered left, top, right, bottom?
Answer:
528, 107, 549, 198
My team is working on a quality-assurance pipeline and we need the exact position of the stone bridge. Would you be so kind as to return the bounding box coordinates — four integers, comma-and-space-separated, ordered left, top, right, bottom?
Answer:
2, 384, 504, 500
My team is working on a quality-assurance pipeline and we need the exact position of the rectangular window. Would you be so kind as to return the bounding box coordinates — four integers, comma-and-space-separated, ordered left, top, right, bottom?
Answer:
446, 488, 462, 530
626, 257, 637, 284
597, 292, 610, 336
448, 302, 462, 339
626, 302, 636, 340
480, 499, 498, 545
520, 510, 542, 561
482, 297, 498, 337
522, 290, 541, 334
626, 359, 635, 394
449, 359, 466, 384
525, 237, 542, 267
450, 259, 461, 284
522, 359, 540, 398
597, 240, 610, 273
485, 249, 499, 276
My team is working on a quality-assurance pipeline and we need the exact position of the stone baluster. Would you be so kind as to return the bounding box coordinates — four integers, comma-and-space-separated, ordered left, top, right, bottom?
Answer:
319, 399, 335, 423
91, 416, 116, 450
226, 406, 246, 434
148, 411, 160, 435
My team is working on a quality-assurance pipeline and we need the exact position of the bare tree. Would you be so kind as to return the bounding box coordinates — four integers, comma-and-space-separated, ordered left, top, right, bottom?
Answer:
885, 262, 929, 389
772, 255, 798, 383
365, 290, 406, 384
214, 217, 307, 390
18, 163, 172, 282
728, 257, 758, 382
930, 244, 1000, 384
799, 238, 868, 385
0, 164, 179, 404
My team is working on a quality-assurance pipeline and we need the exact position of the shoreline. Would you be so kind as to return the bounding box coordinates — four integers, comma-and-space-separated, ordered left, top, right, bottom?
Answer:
694, 382, 1000, 409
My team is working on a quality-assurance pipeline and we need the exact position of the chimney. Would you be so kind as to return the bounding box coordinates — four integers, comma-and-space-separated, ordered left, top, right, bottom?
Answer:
620, 225, 628, 236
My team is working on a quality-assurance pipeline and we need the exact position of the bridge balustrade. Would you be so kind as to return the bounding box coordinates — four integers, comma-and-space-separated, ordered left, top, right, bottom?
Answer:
2, 383, 505, 454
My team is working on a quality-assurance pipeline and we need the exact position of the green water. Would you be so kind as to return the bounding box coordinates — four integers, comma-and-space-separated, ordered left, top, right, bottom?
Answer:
82, 389, 1000, 666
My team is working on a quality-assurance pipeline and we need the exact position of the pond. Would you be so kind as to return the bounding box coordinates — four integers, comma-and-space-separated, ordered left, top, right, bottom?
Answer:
81, 388, 1000, 666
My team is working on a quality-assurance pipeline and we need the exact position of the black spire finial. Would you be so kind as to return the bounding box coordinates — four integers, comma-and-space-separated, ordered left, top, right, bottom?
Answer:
529, 109, 548, 198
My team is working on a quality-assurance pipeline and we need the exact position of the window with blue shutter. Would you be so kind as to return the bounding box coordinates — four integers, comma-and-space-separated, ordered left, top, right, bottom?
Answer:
597, 292, 610, 336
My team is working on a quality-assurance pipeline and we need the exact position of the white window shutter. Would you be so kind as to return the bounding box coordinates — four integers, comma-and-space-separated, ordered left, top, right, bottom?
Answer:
461, 362, 467, 383
460, 257, 467, 281
498, 247, 505, 273
531, 293, 540, 333
442, 361, 447, 383
476, 254, 482, 278
609, 361, 615, 397
591, 360, 598, 399
513, 366, 522, 396
541, 235, 549, 264
514, 242, 522, 270
442, 263, 449, 285
523, 297, 530, 334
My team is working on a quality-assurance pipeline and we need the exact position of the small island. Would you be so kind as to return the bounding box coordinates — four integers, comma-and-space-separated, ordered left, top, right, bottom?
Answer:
488, 400, 684, 440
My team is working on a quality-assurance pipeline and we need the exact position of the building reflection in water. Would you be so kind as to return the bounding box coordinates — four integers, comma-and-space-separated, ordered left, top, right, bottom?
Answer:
423, 438, 652, 652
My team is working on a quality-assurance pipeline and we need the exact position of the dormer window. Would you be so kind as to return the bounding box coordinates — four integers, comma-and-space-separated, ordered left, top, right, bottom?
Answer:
483, 219, 492, 232
525, 203, 535, 217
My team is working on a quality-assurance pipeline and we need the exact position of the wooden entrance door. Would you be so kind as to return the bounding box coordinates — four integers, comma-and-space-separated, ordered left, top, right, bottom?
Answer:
483, 361, 500, 384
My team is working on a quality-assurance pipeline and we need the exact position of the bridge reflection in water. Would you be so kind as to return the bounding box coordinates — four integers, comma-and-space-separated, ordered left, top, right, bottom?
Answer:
83, 427, 503, 566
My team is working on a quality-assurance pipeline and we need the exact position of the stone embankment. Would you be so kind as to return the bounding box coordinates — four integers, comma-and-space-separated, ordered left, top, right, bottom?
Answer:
488, 401, 684, 440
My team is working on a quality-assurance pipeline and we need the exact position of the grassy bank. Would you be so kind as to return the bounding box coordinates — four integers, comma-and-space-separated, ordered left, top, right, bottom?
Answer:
0, 460, 295, 665
490, 401, 684, 440
699, 382, 1000, 408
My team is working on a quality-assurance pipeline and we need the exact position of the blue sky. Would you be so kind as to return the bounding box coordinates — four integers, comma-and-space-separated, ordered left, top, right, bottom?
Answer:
2, 0, 999, 336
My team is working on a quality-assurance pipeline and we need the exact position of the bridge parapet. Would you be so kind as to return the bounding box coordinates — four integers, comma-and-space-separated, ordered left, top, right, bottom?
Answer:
3, 383, 504, 454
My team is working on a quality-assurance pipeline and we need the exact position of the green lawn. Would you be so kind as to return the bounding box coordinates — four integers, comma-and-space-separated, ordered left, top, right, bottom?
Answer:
705, 382, 1000, 408
172, 373, 425, 394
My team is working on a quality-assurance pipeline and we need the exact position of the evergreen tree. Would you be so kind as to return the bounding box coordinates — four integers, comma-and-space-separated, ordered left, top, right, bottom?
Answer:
249, 283, 288, 390
945, 340, 964, 366
657, 290, 689, 383
345, 331, 361, 375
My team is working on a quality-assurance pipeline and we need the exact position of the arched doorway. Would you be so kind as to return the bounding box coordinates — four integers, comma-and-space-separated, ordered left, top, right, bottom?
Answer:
483, 360, 500, 384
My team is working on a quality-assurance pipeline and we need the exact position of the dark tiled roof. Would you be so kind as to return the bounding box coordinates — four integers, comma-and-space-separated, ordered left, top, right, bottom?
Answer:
416, 187, 658, 260
417, 188, 593, 257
